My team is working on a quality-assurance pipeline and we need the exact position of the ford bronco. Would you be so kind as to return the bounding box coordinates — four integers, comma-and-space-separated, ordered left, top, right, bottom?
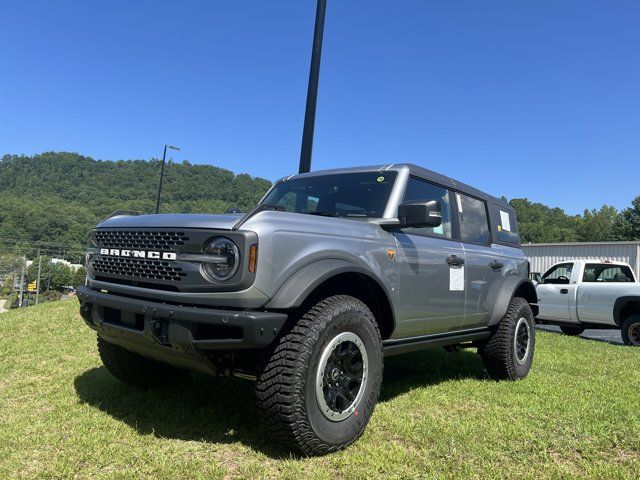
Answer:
78, 164, 538, 455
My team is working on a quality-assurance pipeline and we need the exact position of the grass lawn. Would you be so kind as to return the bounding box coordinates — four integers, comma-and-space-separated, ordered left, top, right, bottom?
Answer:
0, 301, 639, 479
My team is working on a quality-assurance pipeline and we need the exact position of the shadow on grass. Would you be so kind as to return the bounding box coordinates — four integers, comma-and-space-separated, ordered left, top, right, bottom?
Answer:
74, 348, 485, 458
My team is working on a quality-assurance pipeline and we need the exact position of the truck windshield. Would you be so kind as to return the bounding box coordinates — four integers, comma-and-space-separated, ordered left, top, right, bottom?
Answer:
261, 171, 397, 218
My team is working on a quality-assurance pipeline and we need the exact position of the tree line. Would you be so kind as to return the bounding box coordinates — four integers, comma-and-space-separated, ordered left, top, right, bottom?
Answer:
0, 152, 638, 261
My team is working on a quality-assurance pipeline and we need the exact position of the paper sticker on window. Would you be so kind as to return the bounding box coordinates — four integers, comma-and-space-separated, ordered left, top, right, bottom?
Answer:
433, 224, 444, 235
456, 194, 463, 213
500, 210, 511, 232
450, 266, 464, 291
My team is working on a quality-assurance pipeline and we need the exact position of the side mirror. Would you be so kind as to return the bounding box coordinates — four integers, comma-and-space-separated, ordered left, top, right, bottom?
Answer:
530, 272, 541, 285
398, 200, 442, 228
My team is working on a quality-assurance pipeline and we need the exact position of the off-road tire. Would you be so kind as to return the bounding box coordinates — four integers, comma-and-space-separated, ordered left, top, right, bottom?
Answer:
255, 295, 383, 456
97, 335, 187, 388
479, 297, 535, 380
621, 314, 640, 346
560, 325, 585, 336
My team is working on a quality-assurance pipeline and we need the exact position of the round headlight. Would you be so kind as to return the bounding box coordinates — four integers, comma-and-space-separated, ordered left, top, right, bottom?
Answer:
201, 237, 240, 282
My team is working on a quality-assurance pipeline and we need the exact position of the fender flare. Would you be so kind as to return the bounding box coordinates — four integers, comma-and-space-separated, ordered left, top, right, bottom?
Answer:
487, 276, 538, 326
613, 296, 640, 326
265, 258, 395, 318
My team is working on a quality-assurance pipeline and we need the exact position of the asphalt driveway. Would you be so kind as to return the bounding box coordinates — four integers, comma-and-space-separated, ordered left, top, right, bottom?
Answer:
536, 324, 623, 345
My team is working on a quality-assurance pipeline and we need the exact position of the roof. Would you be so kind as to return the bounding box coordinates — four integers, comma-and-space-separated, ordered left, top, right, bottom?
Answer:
281, 163, 510, 209
523, 241, 640, 247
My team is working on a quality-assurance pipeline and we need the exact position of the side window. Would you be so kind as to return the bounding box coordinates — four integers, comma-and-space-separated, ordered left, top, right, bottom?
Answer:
456, 193, 490, 245
402, 177, 452, 238
583, 265, 635, 282
542, 263, 574, 284
492, 206, 520, 245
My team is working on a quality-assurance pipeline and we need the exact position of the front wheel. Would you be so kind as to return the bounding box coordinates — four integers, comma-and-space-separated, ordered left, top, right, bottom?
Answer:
479, 297, 535, 380
255, 295, 383, 456
97, 335, 187, 388
621, 315, 640, 346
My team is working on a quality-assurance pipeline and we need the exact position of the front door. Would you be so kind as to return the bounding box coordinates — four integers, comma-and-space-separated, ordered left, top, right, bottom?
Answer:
536, 262, 576, 321
394, 177, 466, 337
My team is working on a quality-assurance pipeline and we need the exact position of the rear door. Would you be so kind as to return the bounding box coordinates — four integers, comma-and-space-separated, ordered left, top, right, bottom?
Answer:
394, 177, 467, 337
536, 262, 577, 321
454, 193, 504, 330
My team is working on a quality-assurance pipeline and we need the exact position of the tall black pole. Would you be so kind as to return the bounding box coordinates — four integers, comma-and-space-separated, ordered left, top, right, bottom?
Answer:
155, 145, 168, 214
299, 0, 327, 174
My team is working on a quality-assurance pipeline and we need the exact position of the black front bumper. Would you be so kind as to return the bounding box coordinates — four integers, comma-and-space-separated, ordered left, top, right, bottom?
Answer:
77, 286, 287, 375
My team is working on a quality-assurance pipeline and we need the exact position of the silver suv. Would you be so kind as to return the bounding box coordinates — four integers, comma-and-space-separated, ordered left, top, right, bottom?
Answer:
78, 164, 537, 455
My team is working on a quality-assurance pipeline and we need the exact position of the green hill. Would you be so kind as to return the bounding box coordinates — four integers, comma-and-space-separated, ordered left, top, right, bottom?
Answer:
0, 152, 272, 260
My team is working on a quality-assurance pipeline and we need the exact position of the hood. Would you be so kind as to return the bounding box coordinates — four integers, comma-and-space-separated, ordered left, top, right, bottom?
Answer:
96, 213, 244, 230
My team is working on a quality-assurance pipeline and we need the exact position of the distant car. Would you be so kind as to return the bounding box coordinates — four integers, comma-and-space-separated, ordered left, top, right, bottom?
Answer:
535, 260, 640, 345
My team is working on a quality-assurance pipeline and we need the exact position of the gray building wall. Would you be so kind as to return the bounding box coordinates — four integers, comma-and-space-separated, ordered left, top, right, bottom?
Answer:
522, 241, 640, 280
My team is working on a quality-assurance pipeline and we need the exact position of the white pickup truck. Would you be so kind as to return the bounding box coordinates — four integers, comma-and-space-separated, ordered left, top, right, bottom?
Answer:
534, 260, 640, 346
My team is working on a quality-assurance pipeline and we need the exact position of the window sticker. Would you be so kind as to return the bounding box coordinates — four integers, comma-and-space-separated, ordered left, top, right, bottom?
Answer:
456, 194, 463, 213
500, 210, 511, 232
433, 224, 444, 235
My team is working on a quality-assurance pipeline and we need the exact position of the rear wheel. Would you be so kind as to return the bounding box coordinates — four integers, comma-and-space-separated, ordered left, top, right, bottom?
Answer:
479, 297, 535, 380
97, 335, 187, 388
560, 325, 585, 336
621, 315, 640, 346
255, 295, 383, 456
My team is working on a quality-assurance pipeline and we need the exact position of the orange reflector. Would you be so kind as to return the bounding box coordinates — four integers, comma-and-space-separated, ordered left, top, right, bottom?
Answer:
248, 244, 258, 274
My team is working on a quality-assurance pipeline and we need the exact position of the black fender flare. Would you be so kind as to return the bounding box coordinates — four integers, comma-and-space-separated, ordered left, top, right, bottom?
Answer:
265, 258, 395, 320
613, 296, 640, 326
487, 276, 538, 326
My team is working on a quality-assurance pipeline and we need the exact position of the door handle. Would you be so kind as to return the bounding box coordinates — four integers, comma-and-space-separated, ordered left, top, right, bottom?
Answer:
489, 259, 504, 270
560, 289, 568, 294
446, 255, 465, 266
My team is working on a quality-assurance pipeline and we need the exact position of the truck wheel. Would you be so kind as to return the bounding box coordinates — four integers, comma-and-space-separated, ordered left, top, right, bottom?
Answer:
97, 335, 186, 388
621, 315, 640, 346
560, 325, 585, 336
255, 295, 383, 456
479, 297, 535, 380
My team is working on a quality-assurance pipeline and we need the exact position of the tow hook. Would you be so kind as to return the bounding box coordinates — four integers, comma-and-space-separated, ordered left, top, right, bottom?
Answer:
150, 318, 170, 345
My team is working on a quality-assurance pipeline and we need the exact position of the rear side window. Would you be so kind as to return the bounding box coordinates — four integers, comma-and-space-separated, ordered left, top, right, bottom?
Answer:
583, 264, 635, 282
492, 206, 520, 246
456, 193, 490, 245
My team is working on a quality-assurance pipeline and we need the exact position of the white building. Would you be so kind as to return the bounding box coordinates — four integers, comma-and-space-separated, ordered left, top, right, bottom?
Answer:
522, 241, 640, 279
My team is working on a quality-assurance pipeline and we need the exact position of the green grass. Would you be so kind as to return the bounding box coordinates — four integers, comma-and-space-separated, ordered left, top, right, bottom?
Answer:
1, 301, 639, 479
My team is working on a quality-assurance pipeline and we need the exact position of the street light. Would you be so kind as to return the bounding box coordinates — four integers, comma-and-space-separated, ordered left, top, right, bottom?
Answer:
299, 0, 328, 174
155, 144, 181, 214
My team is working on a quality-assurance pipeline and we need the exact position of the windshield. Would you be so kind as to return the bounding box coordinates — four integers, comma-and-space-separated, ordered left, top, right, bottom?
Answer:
261, 171, 397, 218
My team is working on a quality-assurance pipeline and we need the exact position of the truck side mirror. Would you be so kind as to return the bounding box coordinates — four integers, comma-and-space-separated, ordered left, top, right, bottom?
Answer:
530, 272, 541, 285
398, 200, 442, 228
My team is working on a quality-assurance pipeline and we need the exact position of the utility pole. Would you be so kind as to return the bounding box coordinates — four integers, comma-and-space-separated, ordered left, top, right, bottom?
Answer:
35, 249, 42, 306
155, 144, 181, 214
298, 0, 328, 174
18, 256, 25, 307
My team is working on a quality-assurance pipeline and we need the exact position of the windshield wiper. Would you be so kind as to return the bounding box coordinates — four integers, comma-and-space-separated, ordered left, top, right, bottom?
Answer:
306, 211, 340, 218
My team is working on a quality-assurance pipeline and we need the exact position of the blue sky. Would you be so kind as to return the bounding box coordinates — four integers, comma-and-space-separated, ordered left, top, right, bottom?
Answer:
1, 1, 639, 214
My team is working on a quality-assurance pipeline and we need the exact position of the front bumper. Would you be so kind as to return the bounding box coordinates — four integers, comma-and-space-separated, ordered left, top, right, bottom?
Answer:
77, 286, 287, 375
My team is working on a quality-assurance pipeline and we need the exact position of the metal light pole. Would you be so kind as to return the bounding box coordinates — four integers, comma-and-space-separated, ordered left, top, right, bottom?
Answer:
155, 144, 181, 214
298, 0, 328, 174
35, 249, 42, 306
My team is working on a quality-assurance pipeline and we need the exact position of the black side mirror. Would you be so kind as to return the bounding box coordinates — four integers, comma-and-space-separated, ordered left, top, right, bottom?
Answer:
398, 200, 442, 228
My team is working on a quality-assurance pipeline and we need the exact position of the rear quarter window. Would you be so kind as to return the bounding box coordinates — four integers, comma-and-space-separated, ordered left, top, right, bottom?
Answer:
489, 204, 520, 246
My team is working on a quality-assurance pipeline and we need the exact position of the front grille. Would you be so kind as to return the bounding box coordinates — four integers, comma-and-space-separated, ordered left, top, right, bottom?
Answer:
93, 256, 188, 282
94, 230, 190, 251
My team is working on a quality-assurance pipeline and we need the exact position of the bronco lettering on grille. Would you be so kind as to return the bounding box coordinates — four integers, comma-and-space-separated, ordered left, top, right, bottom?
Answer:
99, 248, 177, 261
